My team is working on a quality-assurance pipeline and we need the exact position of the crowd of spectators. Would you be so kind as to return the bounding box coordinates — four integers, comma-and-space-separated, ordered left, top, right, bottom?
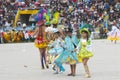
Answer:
49, 0, 120, 38
0, 0, 42, 43
0, 0, 45, 30
0, 0, 120, 43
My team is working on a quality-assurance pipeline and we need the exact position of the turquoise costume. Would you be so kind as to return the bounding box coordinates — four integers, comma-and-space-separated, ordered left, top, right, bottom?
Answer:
48, 37, 64, 56
54, 35, 79, 72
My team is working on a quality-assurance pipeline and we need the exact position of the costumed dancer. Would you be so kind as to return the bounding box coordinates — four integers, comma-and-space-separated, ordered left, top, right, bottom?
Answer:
32, 21, 49, 69
76, 28, 93, 78
32, 8, 49, 69
107, 22, 120, 44
48, 31, 64, 74
45, 25, 55, 64
54, 29, 79, 76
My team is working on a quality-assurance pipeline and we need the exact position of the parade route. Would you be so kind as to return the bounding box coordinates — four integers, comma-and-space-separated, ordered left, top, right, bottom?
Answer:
0, 40, 120, 80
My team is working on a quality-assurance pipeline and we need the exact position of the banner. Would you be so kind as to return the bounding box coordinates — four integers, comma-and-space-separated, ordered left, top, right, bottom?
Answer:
14, 10, 39, 27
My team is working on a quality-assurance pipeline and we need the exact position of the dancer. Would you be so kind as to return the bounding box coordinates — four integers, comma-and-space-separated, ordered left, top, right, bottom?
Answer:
76, 28, 93, 78
54, 29, 79, 76
66, 29, 79, 76
32, 21, 49, 69
107, 23, 120, 44
48, 31, 64, 74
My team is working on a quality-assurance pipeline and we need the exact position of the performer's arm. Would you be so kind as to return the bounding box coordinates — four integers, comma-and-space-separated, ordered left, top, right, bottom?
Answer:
59, 28, 65, 38
31, 27, 39, 37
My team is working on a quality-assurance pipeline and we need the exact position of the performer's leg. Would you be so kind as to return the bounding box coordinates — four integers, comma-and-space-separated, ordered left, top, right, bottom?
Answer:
54, 66, 60, 74
43, 48, 49, 68
73, 64, 76, 76
54, 61, 65, 72
54, 54, 65, 72
115, 33, 117, 44
59, 64, 65, 72
39, 49, 44, 69
68, 65, 73, 76
83, 58, 91, 78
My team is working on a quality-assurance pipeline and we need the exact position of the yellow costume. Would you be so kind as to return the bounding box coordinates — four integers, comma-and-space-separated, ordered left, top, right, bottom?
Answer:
77, 39, 93, 59
34, 36, 47, 48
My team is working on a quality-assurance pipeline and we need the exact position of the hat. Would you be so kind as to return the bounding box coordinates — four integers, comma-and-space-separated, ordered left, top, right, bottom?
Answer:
80, 28, 90, 36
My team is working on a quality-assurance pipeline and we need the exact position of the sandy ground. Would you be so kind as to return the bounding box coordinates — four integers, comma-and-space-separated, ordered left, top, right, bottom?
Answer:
0, 40, 120, 80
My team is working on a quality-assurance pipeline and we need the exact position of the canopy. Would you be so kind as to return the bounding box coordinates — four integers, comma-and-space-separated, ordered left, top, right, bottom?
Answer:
14, 10, 39, 27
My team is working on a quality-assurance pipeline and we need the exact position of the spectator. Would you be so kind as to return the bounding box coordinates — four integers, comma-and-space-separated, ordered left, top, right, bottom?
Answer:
0, 0, 120, 43
24, 31, 29, 42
